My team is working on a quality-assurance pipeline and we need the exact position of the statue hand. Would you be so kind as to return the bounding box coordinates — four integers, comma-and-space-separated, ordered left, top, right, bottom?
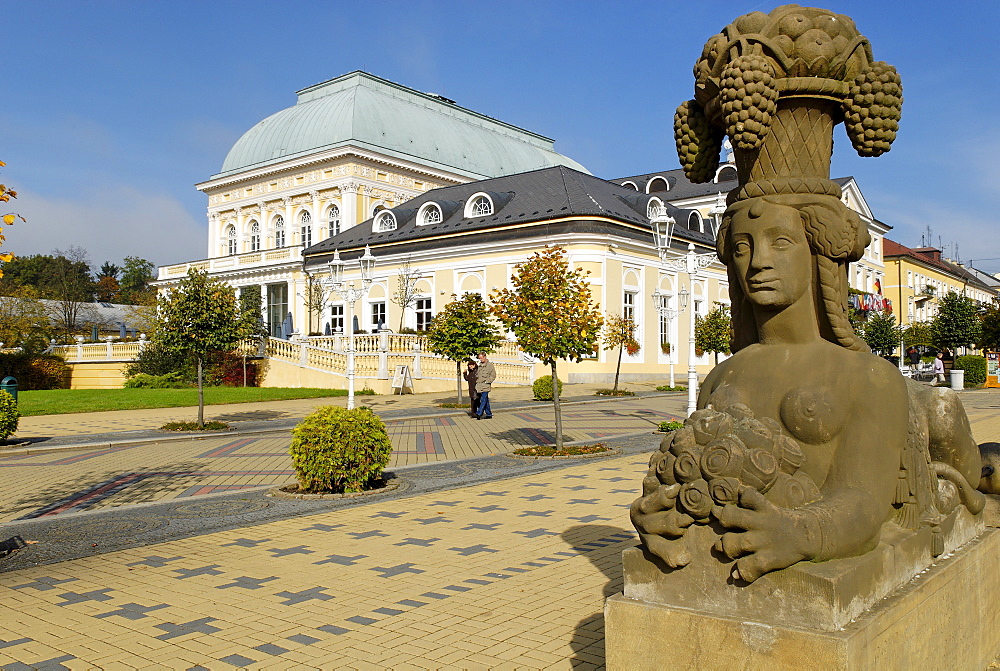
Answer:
631, 483, 694, 568
713, 486, 820, 583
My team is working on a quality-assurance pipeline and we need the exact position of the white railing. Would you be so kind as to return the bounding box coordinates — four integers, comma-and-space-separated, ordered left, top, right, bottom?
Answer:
158, 247, 304, 281
52, 333, 535, 386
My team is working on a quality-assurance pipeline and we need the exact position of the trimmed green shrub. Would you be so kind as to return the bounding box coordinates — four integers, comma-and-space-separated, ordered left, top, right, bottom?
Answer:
0, 390, 19, 440
123, 373, 190, 389
954, 355, 987, 387
532, 375, 564, 401
289, 406, 392, 493
124, 343, 193, 381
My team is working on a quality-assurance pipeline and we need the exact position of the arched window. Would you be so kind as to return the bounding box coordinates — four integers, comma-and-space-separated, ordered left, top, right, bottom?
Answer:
688, 211, 702, 232
226, 224, 237, 256
301, 211, 312, 248
621, 181, 639, 191
372, 203, 386, 217
274, 216, 285, 248
374, 211, 396, 232
470, 195, 493, 217
715, 165, 737, 182
327, 205, 340, 236
647, 197, 664, 219
646, 177, 669, 193
418, 203, 443, 226
249, 220, 260, 252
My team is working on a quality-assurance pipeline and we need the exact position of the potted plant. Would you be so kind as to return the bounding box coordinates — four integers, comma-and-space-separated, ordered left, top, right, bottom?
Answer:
660, 342, 671, 354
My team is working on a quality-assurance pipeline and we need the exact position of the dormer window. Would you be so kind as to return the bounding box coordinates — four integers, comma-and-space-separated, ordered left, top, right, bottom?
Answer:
469, 195, 493, 218
419, 203, 443, 225
688, 211, 703, 232
621, 181, 639, 191
715, 165, 737, 182
646, 177, 669, 193
374, 211, 397, 232
647, 197, 664, 219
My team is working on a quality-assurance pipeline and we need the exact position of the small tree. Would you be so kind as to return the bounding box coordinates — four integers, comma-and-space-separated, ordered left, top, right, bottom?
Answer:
979, 300, 1000, 352
0, 285, 51, 351
903, 320, 934, 349
426, 293, 502, 402
695, 303, 732, 364
932, 291, 981, 354
603, 314, 639, 393
391, 257, 421, 331
491, 247, 602, 449
858, 310, 900, 357
237, 286, 267, 350
155, 268, 240, 427
302, 274, 326, 335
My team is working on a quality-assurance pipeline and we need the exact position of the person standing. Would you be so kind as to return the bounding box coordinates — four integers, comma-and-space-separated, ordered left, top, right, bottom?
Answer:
907, 347, 920, 372
463, 359, 480, 417
933, 351, 946, 384
474, 352, 496, 419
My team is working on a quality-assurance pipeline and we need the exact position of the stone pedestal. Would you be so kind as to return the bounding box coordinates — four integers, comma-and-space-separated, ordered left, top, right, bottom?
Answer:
606, 528, 1000, 670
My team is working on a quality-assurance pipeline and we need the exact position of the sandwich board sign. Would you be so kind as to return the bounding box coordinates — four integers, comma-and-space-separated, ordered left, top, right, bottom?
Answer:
391, 365, 413, 394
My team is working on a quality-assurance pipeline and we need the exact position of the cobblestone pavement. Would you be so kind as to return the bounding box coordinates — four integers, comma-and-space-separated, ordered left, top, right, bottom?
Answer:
0, 386, 995, 669
0, 390, 686, 524
0, 446, 653, 670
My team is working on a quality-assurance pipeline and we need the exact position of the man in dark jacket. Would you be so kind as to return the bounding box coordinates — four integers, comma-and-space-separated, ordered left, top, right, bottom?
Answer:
474, 352, 496, 419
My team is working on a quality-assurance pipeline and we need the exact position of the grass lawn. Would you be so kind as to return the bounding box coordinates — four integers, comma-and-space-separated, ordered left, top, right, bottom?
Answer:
17, 387, 349, 417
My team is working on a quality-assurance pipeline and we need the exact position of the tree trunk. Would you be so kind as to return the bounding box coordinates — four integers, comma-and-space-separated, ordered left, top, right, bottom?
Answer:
614, 345, 623, 393
456, 360, 463, 403
552, 360, 563, 450
197, 356, 204, 428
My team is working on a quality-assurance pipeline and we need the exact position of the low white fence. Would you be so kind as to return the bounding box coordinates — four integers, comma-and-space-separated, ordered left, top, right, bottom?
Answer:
51, 334, 534, 387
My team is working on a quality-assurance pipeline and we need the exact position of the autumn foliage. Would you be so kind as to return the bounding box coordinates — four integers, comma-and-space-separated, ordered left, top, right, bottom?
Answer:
491, 247, 602, 448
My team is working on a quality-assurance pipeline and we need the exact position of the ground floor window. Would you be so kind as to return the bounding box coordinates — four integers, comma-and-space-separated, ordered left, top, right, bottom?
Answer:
329, 304, 344, 334
370, 302, 386, 331
416, 298, 432, 331
266, 283, 289, 338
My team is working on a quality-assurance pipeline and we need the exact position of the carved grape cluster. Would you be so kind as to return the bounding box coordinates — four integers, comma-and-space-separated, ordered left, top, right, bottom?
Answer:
640, 404, 820, 523
844, 62, 903, 157
673, 99, 722, 184
720, 54, 779, 152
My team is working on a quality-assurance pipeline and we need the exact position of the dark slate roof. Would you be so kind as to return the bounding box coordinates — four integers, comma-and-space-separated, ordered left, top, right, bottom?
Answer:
305, 165, 711, 261
609, 166, 859, 203
611, 166, 738, 201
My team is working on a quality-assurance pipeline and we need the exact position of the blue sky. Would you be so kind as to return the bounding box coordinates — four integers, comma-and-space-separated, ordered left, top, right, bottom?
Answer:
5, 1, 999, 273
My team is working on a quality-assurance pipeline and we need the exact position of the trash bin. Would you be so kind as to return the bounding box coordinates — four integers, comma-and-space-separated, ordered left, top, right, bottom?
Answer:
0, 376, 17, 401
950, 369, 965, 391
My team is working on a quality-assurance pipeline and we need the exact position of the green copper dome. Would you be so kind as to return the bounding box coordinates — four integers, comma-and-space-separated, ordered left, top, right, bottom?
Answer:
217, 71, 588, 179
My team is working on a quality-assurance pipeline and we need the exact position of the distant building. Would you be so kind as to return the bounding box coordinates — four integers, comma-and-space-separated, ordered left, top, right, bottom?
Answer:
882, 240, 997, 327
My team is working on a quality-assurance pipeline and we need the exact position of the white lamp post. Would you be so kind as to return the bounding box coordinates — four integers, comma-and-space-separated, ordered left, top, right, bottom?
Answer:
324, 245, 376, 410
651, 213, 715, 415
651, 290, 680, 388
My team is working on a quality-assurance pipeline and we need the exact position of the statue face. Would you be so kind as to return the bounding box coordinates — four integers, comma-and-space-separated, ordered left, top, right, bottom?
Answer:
730, 202, 812, 310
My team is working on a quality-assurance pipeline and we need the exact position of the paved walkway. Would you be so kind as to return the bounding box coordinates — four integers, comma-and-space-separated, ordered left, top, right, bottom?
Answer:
0, 388, 685, 524
0, 385, 996, 669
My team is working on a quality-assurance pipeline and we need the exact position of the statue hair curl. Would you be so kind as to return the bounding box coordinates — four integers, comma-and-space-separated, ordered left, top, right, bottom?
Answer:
717, 195, 871, 354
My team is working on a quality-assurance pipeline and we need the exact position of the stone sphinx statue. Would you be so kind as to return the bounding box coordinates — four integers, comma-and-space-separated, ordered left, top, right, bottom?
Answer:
631, 4, 986, 584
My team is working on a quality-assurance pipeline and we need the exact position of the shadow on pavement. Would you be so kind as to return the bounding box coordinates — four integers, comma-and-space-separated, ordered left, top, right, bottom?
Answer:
212, 409, 288, 422
0, 535, 27, 558
563, 523, 630, 668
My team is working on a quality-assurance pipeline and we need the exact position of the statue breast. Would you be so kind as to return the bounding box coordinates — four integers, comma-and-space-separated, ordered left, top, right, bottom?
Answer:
779, 386, 843, 444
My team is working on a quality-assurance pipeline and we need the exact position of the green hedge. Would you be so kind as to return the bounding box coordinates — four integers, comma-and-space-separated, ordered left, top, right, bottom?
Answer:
954, 355, 987, 387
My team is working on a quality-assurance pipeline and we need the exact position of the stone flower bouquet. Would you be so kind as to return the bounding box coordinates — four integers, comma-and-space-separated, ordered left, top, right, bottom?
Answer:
632, 403, 821, 567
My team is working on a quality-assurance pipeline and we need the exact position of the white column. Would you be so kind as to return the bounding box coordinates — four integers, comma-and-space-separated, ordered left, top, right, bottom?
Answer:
309, 191, 320, 245
341, 182, 359, 230
235, 208, 245, 252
